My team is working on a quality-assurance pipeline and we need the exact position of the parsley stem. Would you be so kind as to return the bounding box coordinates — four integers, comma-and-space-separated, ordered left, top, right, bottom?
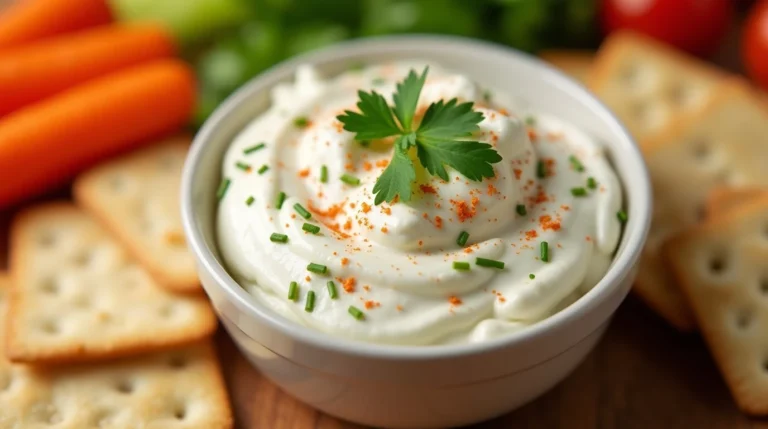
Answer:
302, 223, 320, 234
348, 305, 365, 320
340, 174, 361, 186
456, 231, 469, 247
304, 291, 315, 312
244, 143, 266, 155
293, 203, 311, 219
541, 241, 549, 262
453, 261, 471, 271
307, 262, 327, 275
476, 258, 505, 269
270, 233, 288, 243
327, 281, 338, 299
288, 281, 299, 301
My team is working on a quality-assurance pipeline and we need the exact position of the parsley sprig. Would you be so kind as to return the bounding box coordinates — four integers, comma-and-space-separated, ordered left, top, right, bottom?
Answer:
337, 67, 502, 205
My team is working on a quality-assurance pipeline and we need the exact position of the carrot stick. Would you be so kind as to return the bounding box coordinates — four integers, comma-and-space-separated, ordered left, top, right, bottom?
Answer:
0, 24, 175, 117
0, 59, 195, 208
0, 0, 113, 50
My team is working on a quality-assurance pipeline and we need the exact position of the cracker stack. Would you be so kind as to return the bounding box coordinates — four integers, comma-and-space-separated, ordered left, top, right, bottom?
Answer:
1, 136, 233, 427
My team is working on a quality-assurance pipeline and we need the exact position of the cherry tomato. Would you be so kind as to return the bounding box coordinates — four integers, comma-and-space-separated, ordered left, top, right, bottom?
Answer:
743, 0, 768, 90
601, 0, 732, 56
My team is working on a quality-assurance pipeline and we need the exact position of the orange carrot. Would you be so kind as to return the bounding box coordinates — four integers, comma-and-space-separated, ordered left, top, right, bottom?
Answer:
0, 0, 113, 50
0, 24, 175, 117
0, 59, 195, 208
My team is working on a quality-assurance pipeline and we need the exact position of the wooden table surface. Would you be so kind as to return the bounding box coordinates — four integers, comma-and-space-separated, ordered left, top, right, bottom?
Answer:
1, 203, 767, 429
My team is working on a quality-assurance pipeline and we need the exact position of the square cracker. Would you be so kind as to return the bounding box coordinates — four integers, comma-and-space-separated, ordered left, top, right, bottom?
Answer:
6, 203, 217, 364
706, 187, 768, 219
0, 274, 233, 428
538, 50, 593, 84
638, 80, 768, 331
588, 31, 724, 143
74, 136, 199, 293
664, 198, 768, 415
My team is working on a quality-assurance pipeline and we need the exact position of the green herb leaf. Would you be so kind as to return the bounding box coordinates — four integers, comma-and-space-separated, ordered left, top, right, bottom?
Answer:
418, 98, 484, 140
392, 67, 428, 132
337, 90, 402, 140
417, 139, 501, 182
372, 141, 416, 205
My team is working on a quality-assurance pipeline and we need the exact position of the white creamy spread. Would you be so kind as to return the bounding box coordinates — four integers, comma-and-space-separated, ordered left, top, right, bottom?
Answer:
216, 62, 623, 345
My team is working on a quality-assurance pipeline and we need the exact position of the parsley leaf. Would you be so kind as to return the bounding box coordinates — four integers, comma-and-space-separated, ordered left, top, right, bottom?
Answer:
372, 136, 416, 205
338, 90, 402, 140
336, 67, 503, 205
392, 67, 428, 132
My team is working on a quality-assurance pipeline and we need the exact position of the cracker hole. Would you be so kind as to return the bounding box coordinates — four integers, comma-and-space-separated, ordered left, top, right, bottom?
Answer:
40, 320, 59, 335
92, 409, 115, 427
707, 252, 728, 275
159, 155, 177, 170
763, 360, 768, 373
72, 250, 93, 267
168, 356, 187, 369
109, 175, 124, 191
668, 83, 697, 108
37, 231, 57, 247
760, 278, 768, 296
735, 311, 752, 330
158, 304, 176, 319
691, 140, 710, 160
39, 277, 59, 295
30, 402, 62, 424
0, 370, 12, 392
71, 294, 91, 309
115, 379, 134, 394
173, 403, 187, 420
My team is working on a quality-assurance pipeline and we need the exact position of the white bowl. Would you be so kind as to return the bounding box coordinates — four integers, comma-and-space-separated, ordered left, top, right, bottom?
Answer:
182, 36, 651, 429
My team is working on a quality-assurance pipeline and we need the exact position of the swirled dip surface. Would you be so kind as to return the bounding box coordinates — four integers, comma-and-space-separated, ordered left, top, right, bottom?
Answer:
217, 63, 623, 345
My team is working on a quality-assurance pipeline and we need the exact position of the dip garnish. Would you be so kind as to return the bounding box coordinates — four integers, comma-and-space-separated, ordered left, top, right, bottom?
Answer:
516, 204, 527, 216
536, 160, 546, 179
571, 187, 587, 197
540, 241, 549, 262
456, 231, 470, 247
453, 261, 471, 271
340, 173, 361, 186
293, 116, 309, 128
293, 203, 312, 219
476, 257, 504, 269
270, 233, 288, 243
243, 142, 265, 155
327, 281, 339, 299
245, 196, 255, 206
288, 281, 299, 301
568, 155, 585, 172
336, 67, 502, 205
305, 291, 316, 312
276, 191, 287, 209
529, 274, 536, 279
235, 161, 251, 172
617, 210, 628, 223
302, 223, 320, 234
587, 177, 597, 190
320, 165, 328, 183
257, 165, 269, 175
348, 305, 365, 320
307, 262, 328, 275
216, 178, 230, 200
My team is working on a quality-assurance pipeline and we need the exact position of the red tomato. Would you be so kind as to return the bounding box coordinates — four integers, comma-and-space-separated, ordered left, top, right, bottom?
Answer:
601, 0, 732, 56
743, 0, 768, 90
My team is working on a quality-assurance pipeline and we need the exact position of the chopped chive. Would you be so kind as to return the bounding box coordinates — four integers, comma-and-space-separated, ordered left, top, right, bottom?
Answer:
305, 291, 316, 312
276, 191, 287, 209
307, 262, 327, 274
569, 155, 585, 172
327, 281, 338, 299
516, 204, 527, 216
243, 143, 266, 154
257, 165, 269, 175
525, 116, 536, 126
294, 116, 309, 128
617, 210, 628, 223
371, 77, 386, 86
536, 160, 546, 179
483, 90, 492, 102
320, 165, 328, 183
270, 233, 288, 243
245, 196, 255, 206
340, 173, 361, 186
288, 281, 299, 301
529, 273, 535, 279
293, 203, 311, 219
348, 62, 365, 72
587, 177, 597, 189
235, 161, 251, 172
457, 231, 469, 247
476, 257, 505, 269
541, 241, 549, 262
358, 140, 371, 148
571, 187, 587, 197
302, 223, 320, 234
216, 178, 231, 200
453, 261, 471, 271
348, 305, 365, 320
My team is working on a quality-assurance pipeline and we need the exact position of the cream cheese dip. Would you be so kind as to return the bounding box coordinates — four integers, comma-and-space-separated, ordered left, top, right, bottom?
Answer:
216, 62, 624, 346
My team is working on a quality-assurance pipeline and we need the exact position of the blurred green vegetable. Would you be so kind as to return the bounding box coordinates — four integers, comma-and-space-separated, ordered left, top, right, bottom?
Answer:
110, 0, 253, 46
362, 0, 483, 38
